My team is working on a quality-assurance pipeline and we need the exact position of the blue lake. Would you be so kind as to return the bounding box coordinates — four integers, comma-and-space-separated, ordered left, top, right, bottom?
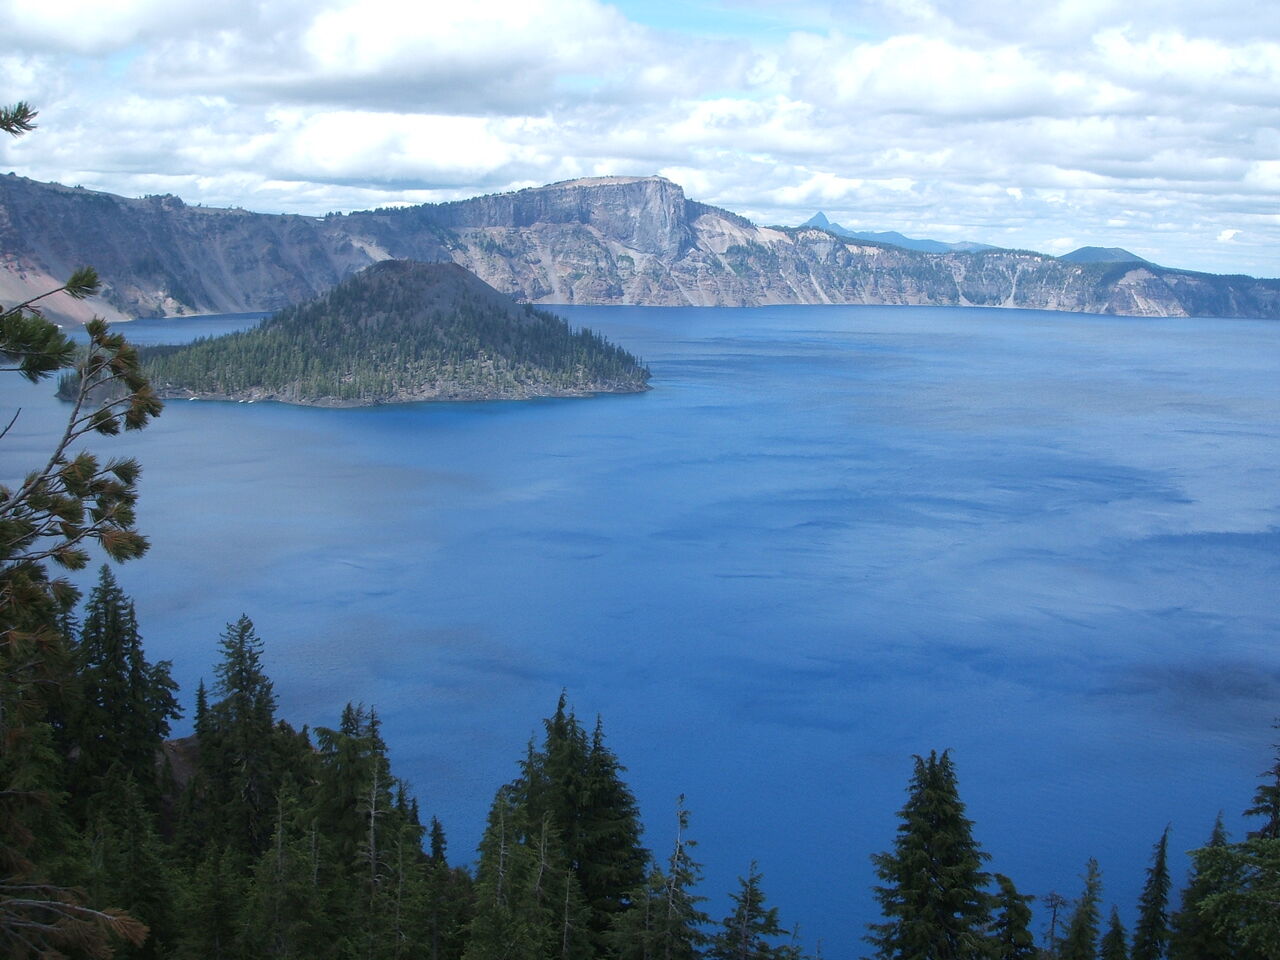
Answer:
8, 304, 1280, 955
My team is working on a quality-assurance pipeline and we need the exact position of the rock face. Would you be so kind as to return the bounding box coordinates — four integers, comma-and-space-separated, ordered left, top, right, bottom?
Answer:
3, 171, 1278, 323
0, 175, 392, 322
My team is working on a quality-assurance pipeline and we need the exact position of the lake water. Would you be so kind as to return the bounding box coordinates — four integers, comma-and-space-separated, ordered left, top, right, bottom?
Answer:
8, 304, 1280, 955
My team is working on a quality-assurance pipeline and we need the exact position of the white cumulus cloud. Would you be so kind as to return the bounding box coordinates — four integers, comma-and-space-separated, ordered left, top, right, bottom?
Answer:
1, 0, 1277, 276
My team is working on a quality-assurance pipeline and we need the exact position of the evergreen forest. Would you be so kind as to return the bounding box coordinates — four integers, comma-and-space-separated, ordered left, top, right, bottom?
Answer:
140, 260, 650, 405
4, 104, 1280, 960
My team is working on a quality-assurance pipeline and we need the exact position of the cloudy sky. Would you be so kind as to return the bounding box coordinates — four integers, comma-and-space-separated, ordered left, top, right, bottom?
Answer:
2, 0, 1276, 276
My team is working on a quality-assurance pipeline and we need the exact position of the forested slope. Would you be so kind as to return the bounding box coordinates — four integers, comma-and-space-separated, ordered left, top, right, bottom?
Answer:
142, 260, 649, 405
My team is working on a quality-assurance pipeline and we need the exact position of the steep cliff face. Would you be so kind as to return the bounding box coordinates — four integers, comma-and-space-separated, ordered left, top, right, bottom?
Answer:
3, 171, 1277, 323
419, 176, 694, 259
0, 174, 390, 320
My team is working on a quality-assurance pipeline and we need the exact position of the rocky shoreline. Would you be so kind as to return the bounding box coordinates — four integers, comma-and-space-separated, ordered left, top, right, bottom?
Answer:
154, 378, 651, 408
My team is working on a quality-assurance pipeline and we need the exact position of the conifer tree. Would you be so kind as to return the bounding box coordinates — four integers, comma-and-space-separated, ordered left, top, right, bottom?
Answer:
493, 694, 648, 957
312, 704, 392, 867
1, 99, 156, 960
708, 861, 801, 960
653, 796, 710, 960
423, 818, 475, 960
1166, 724, 1280, 955
203, 615, 280, 856
1059, 859, 1103, 960
174, 843, 248, 960
1243, 724, 1280, 839
1042, 891, 1069, 957
610, 862, 668, 960
1131, 828, 1171, 960
1099, 907, 1128, 960
242, 777, 333, 960
384, 814, 433, 960
465, 785, 591, 960
308, 704, 437, 959
579, 715, 648, 952
1181, 812, 1280, 958
430, 817, 448, 865
1160, 733, 1280, 959
867, 750, 991, 960
987, 873, 1037, 960
68, 566, 179, 804
82, 771, 173, 960
1169, 816, 1237, 960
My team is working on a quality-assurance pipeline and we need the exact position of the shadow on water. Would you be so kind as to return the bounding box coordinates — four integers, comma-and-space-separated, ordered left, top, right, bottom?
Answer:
9, 303, 1280, 953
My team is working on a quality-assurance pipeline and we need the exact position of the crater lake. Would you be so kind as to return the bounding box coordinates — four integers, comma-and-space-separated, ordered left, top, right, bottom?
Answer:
5, 303, 1278, 956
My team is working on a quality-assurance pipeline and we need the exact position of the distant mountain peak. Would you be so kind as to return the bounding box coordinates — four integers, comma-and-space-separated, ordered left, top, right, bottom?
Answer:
798, 213, 996, 254
1059, 246, 1152, 265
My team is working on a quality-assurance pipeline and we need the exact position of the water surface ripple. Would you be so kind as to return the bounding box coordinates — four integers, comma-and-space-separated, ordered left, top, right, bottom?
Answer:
6, 304, 1279, 955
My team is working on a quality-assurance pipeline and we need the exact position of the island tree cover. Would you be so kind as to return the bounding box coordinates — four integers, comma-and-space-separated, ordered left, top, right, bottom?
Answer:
141, 260, 650, 405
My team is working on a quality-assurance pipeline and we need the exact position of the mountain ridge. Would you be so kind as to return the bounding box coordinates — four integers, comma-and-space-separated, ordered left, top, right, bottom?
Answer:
799, 211, 997, 253
2, 172, 1277, 323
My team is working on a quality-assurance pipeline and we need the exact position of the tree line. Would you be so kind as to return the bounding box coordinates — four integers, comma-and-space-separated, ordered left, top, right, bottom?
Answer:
2, 562, 808, 960
4, 555, 1279, 959
867, 745, 1280, 960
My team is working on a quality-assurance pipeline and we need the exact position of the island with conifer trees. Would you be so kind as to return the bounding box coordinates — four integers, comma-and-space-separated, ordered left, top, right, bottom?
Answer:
140, 260, 650, 406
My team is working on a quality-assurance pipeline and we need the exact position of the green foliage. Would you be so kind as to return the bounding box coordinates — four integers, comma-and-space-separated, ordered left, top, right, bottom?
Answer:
1160, 736, 1280, 959
652, 796, 711, 960
708, 862, 802, 960
1243, 725, 1280, 839
1131, 828, 1171, 960
1099, 907, 1128, 960
610, 797, 710, 960
143, 260, 649, 403
465, 784, 592, 960
66, 566, 180, 806
468, 694, 648, 960
1060, 859, 1103, 960
1, 101, 159, 960
200, 615, 282, 856
1170, 761, 1280, 960
1169, 816, 1238, 960
242, 780, 333, 960
82, 772, 174, 959
988, 873, 1037, 960
0, 102, 38, 137
174, 843, 248, 960
609, 863, 668, 960
867, 750, 992, 960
